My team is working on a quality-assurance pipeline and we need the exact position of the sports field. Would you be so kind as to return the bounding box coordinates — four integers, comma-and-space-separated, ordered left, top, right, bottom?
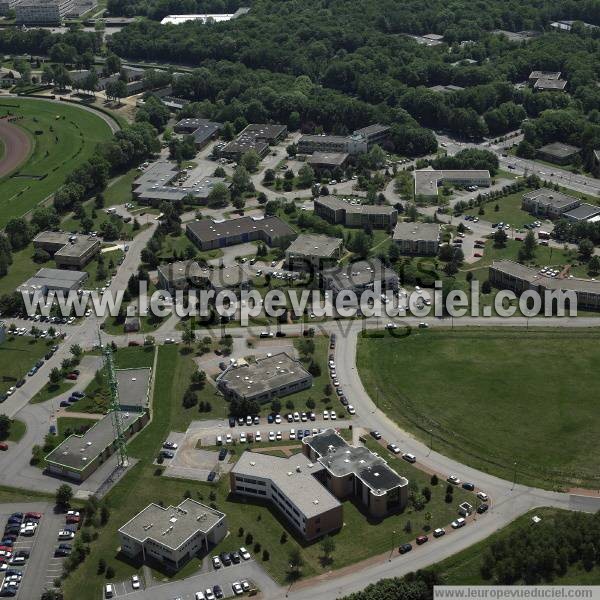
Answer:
0, 98, 113, 227
357, 328, 600, 490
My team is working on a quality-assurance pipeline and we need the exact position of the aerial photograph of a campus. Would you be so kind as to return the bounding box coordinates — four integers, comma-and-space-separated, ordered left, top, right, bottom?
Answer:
0, 0, 599, 599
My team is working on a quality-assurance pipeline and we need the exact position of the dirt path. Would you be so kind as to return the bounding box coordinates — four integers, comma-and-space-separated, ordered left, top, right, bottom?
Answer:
0, 118, 32, 178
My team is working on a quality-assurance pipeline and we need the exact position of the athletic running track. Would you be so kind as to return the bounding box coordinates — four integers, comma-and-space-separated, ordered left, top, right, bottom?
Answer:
0, 118, 32, 178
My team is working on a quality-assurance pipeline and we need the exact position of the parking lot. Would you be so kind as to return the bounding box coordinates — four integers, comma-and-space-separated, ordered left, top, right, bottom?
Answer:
0, 502, 70, 599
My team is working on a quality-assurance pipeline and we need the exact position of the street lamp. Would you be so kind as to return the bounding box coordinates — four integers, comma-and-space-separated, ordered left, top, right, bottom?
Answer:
512, 461, 517, 490
389, 529, 396, 561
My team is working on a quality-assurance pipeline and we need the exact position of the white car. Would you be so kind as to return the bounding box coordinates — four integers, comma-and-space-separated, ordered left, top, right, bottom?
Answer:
447, 475, 461, 485
268, 431, 275, 442
289, 429, 296, 440
239, 432, 247, 443
477, 491, 489, 502
275, 414, 281, 424
205, 588, 216, 600
241, 581, 251, 592
225, 434, 232, 444
58, 530, 75, 540
255, 431, 262, 442
402, 453, 416, 463
293, 412, 300, 422
276, 431, 282, 441
66, 510, 80, 517
330, 411, 337, 420
232, 582, 243, 595
195, 592, 205, 600
433, 527, 446, 538
323, 410, 329, 420
387, 443, 401, 454
212, 555, 221, 569
20, 523, 37, 535
131, 575, 140, 589
347, 405, 355, 415
451, 517, 466, 529
239, 546, 251, 560
6, 387, 15, 396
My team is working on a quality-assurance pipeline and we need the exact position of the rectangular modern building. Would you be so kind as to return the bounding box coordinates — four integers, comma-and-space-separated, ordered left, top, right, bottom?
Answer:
220, 123, 287, 161
307, 152, 349, 173
285, 233, 343, 271
17, 268, 88, 296
186, 215, 296, 251
321, 258, 399, 297
302, 429, 409, 518
536, 142, 581, 165
521, 188, 580, 218
33, 231, 100, 269
298, 124, 389, 156
45, 368, 152, 482
414, 169, 491, 198
393, 222, 440, 256
314, 196, 397, 229
119, 499, 227, 571
16, 0, 75, 23
489, 260, 600, 311
174, 118, 222, 149
217, 352, 312, 404
230, 451, 343, 541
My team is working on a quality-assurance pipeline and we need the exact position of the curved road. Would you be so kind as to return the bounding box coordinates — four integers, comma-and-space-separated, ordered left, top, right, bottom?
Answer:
0, 118, 32, 177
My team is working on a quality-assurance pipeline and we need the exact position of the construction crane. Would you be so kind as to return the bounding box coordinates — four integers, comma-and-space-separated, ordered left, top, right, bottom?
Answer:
98, 331, 128, 468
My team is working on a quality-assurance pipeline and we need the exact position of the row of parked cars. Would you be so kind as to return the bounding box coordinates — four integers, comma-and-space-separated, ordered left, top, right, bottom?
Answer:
328, 355, 356, 415
59, 390, 86, 408
0, 512, 42, 597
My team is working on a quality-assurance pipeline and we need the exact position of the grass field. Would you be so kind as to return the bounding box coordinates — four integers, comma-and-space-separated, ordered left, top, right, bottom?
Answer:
357, 328, 600, 490
0, 98, 112, 227
464, 191, 540, 228
0, 336, 54, 395
61, 343, 476, 598
1, 418, 26, 442
30, 380, 75, 405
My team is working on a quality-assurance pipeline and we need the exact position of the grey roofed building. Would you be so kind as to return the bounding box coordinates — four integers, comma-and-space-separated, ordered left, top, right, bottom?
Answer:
414, 169, 491, 197
534, 78, 567, 91
491, 30, 540, 43
132, 160, 228, 204
536, 142, 581, 164
321, 258, 399, 296
307, 151, 349, 170
241, 123, 287, 143
204, 265, 250, 291
231, 451, 341, 519
174, 118, 222, 149
313, 196, 398, 229
157, 260, 201, 292
119, 498, 226, 552
217, 352, 312, 403
489, 259, 600, 311
220, 123, 287, 161
529, 70, 561, 81
521, 188, 580, 218
563, 203, 600, 222
393, 222, 441, 256
428, 84, 464, 93
286, 233, 344, 257
116, 368, 152, 411
186, 215, 296, 251
17, 268, 88, 295
33, 231, 72, 254
54, 237, 101, 269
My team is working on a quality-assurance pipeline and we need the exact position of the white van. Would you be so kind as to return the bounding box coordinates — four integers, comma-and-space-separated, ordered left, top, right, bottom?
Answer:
105, 584, 114, 598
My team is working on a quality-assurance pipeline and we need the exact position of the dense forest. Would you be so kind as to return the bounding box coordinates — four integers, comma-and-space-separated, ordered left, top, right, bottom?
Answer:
1, 0, 599, 158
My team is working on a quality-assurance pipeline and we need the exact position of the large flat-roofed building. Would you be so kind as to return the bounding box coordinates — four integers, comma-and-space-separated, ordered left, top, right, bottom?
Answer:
157, 260, 250, 294
321, 258, 399, 297
157, 260, 202, 293
33, 231, 72, 255
536, 142, 581, 165
534, 78, 567, 92
298, 124, 389, 157
186, 215, 296, 251
563, 203, 600, 222
231, 452, 342, 540
15, 0, 75, 23
45, 367, 152, 482
285, 233, 343, 271
307, 152, 349, 172
314, 196, 397, 229
33, 231, 100, 269
528, 70, 561, 82
521, 188, 580, 218
119, 499, 227, 571
489, 260, 600, 311
17, 268, 88, 296
217, 352, 312, 404
414, 169, 491, 198
174, 118, 222, 149
353, 124, 390, 148
132, 160, 229, 204
54, 237, 101, 269
393, 222, 440, 256
302, 429, 409, 518
220, 123, 287, 161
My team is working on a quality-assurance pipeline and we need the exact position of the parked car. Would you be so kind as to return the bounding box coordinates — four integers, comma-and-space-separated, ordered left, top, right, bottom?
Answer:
219, 552, 232, 566
213, 584, 224, 599
370, 431, 382, 440
451, 517, 466, 529
447, 475, 461, 485
477, 491, 489, 502
416, 535, 429, 545
433, 528, 446, 538
402, 453, 416, 463
387, 443, 401, 454
399, 543, 412, 554
461, 482, 475, 491
239, 546, 251, 560
212, 555, 221, 569
231, 582, 243, 595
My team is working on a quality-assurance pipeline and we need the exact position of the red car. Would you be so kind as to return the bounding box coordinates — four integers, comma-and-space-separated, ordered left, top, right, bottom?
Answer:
24, 512, 42, 520
474, 252, 483, 257
416, 535, 429, 545
128, 341, 140, 347
0, 442, 8, 451
66, 373, 78, 380
66, 515, 80, 524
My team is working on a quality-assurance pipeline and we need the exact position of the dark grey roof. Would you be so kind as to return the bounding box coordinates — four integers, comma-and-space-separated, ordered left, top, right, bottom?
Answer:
538, 142, 581, 157
186, 215, 295, 245
563, 203, 600, 221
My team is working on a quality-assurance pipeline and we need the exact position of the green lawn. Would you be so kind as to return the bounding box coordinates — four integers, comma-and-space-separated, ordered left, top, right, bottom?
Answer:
1, 418, 26, 442
464, 191, 543, 228
0, 98, 112, 227
358, 328, 600, 490
30, 380, 75, 405
103, 167, 139, 207
0, 335, 54, 394
61, 341, 477, 598
0, 483, 54, 504
57, 416, 97, 437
